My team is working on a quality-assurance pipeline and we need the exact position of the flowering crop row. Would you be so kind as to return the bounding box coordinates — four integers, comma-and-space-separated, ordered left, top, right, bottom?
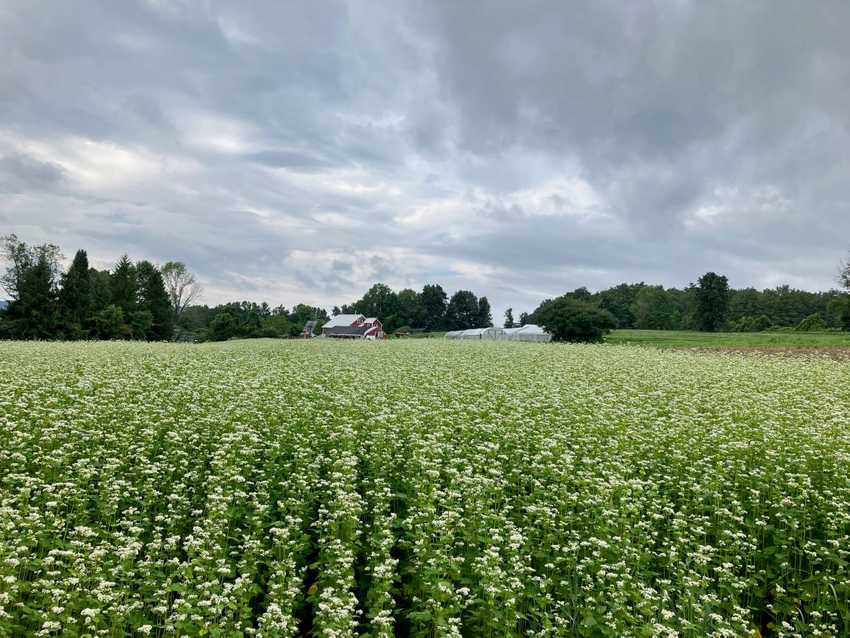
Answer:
1, 340, 849, 637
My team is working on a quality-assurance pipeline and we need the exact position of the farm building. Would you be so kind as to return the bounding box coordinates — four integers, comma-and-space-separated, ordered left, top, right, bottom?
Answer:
302, 320, 318, 338
321, 314, 384, 339
502, 324, 552, 342
445, 327, 502, 340
445, 324, 551, 342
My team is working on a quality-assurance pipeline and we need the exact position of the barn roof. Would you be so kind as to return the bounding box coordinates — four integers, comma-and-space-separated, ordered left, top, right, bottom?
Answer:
323, 314, 363, 328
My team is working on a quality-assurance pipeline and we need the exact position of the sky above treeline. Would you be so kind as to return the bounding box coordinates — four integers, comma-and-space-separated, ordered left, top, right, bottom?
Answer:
2, 1, 849, 319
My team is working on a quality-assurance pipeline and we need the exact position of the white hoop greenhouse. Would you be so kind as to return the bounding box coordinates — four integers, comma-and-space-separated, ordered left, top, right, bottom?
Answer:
445, 324, 551, 342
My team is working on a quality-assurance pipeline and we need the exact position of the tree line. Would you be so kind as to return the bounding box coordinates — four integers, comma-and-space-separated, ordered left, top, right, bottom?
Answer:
524, 270, 850, 342
178, 302, 329, 342
180, 283, 493, 341
0, 235, 175, 341
3, 234, 848, 342
334, 283, 492, 333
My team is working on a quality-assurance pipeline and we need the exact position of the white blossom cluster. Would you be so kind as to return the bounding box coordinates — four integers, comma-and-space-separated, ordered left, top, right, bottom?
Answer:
1, 339, 849, 637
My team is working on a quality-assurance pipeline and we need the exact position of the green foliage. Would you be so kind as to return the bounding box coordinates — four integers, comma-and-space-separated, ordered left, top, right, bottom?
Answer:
128, 309, 154, 339
727, 314, 772, 332
287, 303, 329, 336
477, 296, 493, 327
420, 283, 448, 331
259, 314, 292, 338
0, 234, 62, 339
208, 311, 239, 341
89, 268, 112, 317
353, 283, 400, 331
110, 255, 137, 315
574, 282, 845, 332
695, 271, 730, 332
534, 295, 617, 342
445, 289, 481, 330
58, 249, 91, 337
631, 285, 678, 330
596, 282, 645, 328
341, 283, 492, 333
136, 260, 174, 340
396, 288, 423, 329
504, 307, 514, 328
94, 304, 124, 339
796, 312, 827, 332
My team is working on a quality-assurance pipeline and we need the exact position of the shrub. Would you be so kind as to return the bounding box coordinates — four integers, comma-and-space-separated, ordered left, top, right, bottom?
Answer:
797, 313, 827, 332
728, 314, 772, 332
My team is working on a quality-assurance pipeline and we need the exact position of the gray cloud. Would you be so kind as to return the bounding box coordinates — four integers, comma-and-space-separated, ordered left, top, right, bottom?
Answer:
1, 0, 849, 321
0, 152, 65, 192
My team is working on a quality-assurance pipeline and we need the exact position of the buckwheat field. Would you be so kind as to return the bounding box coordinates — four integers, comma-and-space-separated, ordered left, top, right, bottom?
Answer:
1, 340, 849, 638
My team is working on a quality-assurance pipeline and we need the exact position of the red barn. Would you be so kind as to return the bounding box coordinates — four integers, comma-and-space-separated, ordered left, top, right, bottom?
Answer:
322, 314, 385, 339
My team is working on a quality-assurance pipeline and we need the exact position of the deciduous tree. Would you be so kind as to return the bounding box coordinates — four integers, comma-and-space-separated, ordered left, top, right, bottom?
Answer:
161, 261, 202, 319
445, 290, 479, 330
534, 296, 617, 342
420, 284, 448, 332
694, 272, 730, 332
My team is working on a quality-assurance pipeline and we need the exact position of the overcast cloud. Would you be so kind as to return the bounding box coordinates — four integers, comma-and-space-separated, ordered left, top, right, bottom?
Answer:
2, 0, 849, 320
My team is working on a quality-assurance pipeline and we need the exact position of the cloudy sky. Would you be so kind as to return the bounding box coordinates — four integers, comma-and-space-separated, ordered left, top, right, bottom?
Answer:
2, 1, 849, 320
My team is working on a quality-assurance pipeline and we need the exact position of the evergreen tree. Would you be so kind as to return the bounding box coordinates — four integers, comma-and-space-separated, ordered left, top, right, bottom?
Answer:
88, 268, 113, 329
504, 307, 514, 328
110, 255, 137, 316
58, 249, 91, 339
519, 311, 530, 326
0, 235, 62, 339
136, 260, 174, 340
